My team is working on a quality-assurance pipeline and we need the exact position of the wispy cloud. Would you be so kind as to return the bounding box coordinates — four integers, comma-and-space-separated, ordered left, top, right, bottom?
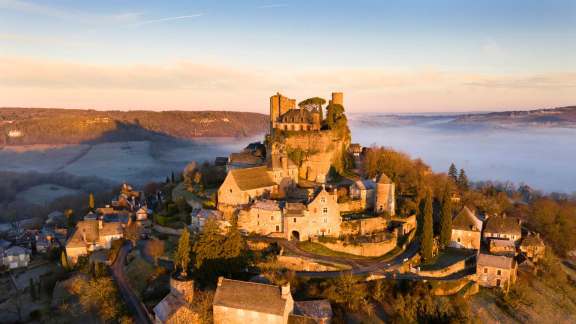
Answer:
128, 14, 205, 27
257, 4, 288, 9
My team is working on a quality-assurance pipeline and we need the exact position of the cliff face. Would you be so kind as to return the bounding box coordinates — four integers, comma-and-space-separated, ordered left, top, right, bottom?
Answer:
277, 129, 350, 182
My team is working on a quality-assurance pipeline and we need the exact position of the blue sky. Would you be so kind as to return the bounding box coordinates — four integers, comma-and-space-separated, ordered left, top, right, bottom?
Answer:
1, 0, 575, 112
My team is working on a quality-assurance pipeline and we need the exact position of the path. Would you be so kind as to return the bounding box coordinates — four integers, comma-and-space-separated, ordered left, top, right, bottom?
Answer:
110, 243, 152, 324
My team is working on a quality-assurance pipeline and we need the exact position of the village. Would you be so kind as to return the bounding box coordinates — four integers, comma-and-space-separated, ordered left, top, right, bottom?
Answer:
0, 92, 568, 324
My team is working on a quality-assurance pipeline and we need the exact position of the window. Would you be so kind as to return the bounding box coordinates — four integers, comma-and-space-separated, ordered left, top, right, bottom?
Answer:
484, 267, 488, 274
257, 214, 259, 219
322, 208, 328, 215
321, 197, 326, 203
457, 237, 461, 243
257, 221, 259, 226
294, 218, 296, 223
229, 189, 233, 193
497, 270, 501, 276
496, 279, 501, 287
271, 215, 274, 221
324, 218, 327, 223
276, 225, 280, 232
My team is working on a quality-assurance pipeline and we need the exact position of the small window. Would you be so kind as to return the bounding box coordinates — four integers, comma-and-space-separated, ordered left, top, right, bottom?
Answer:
271, 215, 274, 221
229, 189, 233, 193
321, 197, 326, 203
484, 267, 488, 273
293, 218, 296, 223
276, 225, 280, 231
323, 208, 328, 215
497, 270, 501, 276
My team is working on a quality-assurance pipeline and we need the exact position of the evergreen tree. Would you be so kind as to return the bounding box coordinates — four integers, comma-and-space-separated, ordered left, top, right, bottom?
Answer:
448, 163, 458, 182
439, 189, 453, 248
194, 218, 224, 269
60, 251, 69, 271
457, 169, 469, 190
222, 222, 246, 275
88, 193, 95, 210
421, 189, 434, 262
174, 227, 191, 277
171, 171, 176, 184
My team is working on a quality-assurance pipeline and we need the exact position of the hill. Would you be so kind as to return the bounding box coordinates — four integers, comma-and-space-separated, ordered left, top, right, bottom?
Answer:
453, 106, 576, 127
0, 108, 269, 145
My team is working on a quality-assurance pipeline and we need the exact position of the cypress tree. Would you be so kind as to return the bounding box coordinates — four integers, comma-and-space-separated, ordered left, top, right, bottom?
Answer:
448, 163, 458, 182
439, 189, 453, 248
458, 169, 469, 190
421, 189, 434, 262
174, 227, 191, 277
61, 251, 69, 270
88, 193, 95, 210
171, 172, 176, 184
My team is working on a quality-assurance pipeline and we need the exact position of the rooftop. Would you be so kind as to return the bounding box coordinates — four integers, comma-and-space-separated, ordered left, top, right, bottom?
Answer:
452, 206, 482, 232
230, 166, 277, 191
213, 278, 291, 316
484, 215, 521, 235
252, 199, 281, 211
477, 253, 515, 269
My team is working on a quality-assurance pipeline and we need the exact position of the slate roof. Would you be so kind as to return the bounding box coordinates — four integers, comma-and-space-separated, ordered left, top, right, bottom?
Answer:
4, 245, 30, 256
285, 202, 307, 217
229, 152, 262, 165
293, 300, 333, 320
452, 207, 482, 232
279, 108, 314, 123
354, 179, 375, 190
477, 253, 515, 269
66, 220, 123, 248
484, 216, 521, 236
230, 166, 276, 191
153, 292, 188, 323
521, 233, 545, 247
252, 200, 281, 211
213, 278, 290, 316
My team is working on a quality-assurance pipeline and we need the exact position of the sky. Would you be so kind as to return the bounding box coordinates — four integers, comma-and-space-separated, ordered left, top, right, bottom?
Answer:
0, 0, 575, 113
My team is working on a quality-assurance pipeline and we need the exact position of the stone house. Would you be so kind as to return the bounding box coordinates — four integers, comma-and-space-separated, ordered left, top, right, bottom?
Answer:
228, 152, 264, 170
450, 206, 483, 250
483, 215, 522, 244
217, 166, 278, 207
349, 179, 375, 210
520, 233, 546, 262
65, 219, 123, 264
190, 209, 230, 232
153, 277, 198, 324
213, 277, 294, 324
2, 246, 30, 269
284, 187, 341, 241
237, 200, 283, 235
476, 253, 517, 291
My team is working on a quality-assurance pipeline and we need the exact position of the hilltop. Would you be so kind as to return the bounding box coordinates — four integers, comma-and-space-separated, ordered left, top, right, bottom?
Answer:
453, 106, 576, 127
0, 108, 269, 145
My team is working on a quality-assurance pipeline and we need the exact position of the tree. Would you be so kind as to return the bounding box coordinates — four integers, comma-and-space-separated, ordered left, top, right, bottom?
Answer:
194, 218, 224, 269
174, 227, 191, 277
61, 251, 70, 270
439, 189, 453, 248
88, 193, 95, 210
421, 189, 434, 262
171, 171, 176, 184
325, 273, 367, 312
77, 277, 122, 321
145, 239, 165, 266
448, 163, 458, 182
457, 169, 469, 191
221, 222, 247, 275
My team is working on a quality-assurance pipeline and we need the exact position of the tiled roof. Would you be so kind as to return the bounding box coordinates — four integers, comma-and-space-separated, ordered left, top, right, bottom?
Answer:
230, 166, 276, 191
452, 207, 482, 231
477, 253, 514, 269
484, 216, 521, 235
285, 202, 307, 217
213, 278, 290, 316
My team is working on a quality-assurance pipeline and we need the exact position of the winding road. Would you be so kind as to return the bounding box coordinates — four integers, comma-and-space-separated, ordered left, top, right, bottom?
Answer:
110, 243, 152, 324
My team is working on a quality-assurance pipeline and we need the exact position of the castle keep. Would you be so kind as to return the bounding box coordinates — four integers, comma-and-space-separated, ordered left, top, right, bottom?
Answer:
217, 91, 395, 241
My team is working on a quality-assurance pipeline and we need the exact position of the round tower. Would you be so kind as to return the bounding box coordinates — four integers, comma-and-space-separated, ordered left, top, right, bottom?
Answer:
170, 276, 194, 303
375, 173, 395, 216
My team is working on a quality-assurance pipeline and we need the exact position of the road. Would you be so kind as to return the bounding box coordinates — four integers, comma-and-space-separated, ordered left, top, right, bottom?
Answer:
110, 243, 152, 324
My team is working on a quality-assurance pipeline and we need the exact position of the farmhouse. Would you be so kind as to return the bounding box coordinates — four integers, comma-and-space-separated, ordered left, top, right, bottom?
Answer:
520, 232, 546, 262
65, 219, 123, 264
213, 277, 294, 324
483, 214, 522, 244
476, 253, 517, 291
450, 206, 482, 250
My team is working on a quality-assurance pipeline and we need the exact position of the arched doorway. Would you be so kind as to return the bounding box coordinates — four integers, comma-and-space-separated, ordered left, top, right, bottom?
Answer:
291, 231, 300, 241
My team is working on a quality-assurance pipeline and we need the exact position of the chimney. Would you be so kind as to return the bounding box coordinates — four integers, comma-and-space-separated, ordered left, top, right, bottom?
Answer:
281, 283, 291, 299
217, 276, 224, 287
98, 218, 103, 230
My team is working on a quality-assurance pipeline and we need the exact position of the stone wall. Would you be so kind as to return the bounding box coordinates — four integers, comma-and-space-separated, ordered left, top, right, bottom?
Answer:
318, 236, 397, 257
276, 255, 348, 271
338, 200, 364, 213
417, 259, 467, 278
213, 305, 285, 324
340, 217, 388, 236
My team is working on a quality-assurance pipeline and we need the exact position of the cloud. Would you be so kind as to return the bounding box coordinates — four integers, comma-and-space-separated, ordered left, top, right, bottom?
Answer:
465, 73, 576, 90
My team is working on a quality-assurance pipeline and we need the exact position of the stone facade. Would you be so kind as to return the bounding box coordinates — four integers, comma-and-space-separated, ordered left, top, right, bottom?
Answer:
483, 215, 522, 244
154, 277, 198, 324
375, 174, 395, 216
476, 253, 517, 291
450, 207, 482, 250
237, 200, 283, 235
65, 219, 123, 264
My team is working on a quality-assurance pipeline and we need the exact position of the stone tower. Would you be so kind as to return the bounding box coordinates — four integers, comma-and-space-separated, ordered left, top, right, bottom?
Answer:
270, 92, 296, 133
330, 92, 344, 106
311, 108, 321, 130
170, 276, 194, 304
375, 173, 395, 216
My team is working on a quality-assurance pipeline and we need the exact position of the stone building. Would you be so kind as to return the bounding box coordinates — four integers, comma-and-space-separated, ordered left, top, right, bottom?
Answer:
270, 92, 323, 133
65, 219, 123, 264
217, 166, 278, 207
1, 246, 30, 269
450, 206, 482, 250
213, 277, 294, 324
375, 174, 395, 216
489, 239, 516, 256
283, 187, 341, 241
520, 233, 546, 262
237, 200, 283, 235
483, 215, 522, 244
153, 277, 198, 324
476, 253, 517, 291
349, 179, 375, 210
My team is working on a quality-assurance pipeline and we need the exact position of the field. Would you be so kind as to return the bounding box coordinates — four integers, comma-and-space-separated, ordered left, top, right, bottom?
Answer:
16, 184, 83, 206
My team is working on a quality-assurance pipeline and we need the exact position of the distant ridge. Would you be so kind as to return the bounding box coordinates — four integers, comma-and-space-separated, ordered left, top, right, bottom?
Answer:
0, 108, 269, 145
453, 106, 576, 126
